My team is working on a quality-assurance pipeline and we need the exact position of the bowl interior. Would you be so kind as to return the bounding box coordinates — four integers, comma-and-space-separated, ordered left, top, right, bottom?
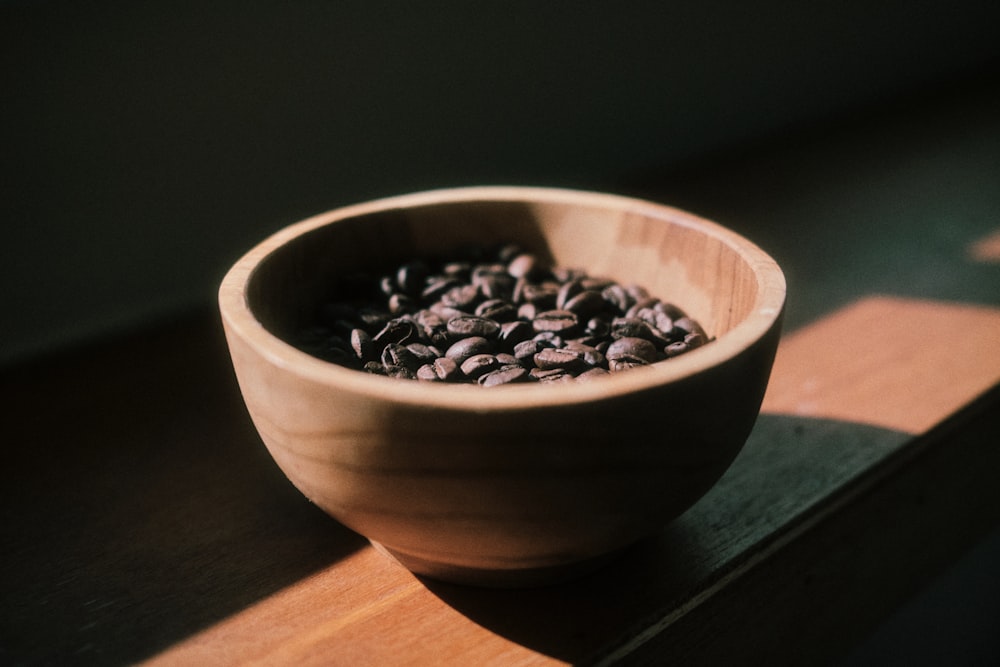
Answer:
244, 189, 769, 365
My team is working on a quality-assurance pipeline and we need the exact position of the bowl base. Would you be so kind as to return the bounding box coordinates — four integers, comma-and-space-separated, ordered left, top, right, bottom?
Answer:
369, 540, 625, 588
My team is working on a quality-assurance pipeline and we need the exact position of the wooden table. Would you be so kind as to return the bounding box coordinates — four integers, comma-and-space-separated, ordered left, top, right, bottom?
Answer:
3, 78, 999, 665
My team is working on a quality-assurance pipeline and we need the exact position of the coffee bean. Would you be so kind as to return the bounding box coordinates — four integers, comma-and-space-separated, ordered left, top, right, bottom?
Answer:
416, 364, 440, 382
610, 317, 667, 346
507, 253, 542, 280
532, 309, 579, 335
396, 261, 429, 296
563, 290, 606, 319
382, 343, 422, 371
350, 328, 376, 362
373, 318, 418, 348
432, 356, 461, 381
447, 315, 501, 340
514, 339, 544, 365
556, 279, 584, 310
388, 293, 416, 314
475, 299, 518, 322
445, 336, 492, 364
534, 347, 588, 372
664, 341, 690, 358
606, 337, 659, 365
406, 343, 439, 365
684, 332, 706, 349
498, 320, 533, 349
461, 354, 499, 379
422, 276, 462, 302
673, 316, 707, 339
530, 367, 573, 382
441, 284, 481, 309
479, 365, 530, 386
295, 241, 710, 385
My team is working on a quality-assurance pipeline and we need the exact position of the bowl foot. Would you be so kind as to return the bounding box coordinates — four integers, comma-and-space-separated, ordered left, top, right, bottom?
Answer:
369, 540, 624, 588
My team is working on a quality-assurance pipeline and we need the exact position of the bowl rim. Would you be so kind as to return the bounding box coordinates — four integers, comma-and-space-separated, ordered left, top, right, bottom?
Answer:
219, 186, 786, 411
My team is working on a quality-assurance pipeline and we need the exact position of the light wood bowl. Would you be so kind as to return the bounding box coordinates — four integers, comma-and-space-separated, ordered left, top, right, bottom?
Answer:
219, 186, 786, 587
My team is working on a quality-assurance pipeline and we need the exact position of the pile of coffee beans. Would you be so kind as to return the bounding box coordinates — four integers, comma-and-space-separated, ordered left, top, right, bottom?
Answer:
293, 243, 711, 386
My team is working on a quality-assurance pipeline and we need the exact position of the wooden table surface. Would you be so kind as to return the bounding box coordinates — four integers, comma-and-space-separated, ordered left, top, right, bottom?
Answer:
3, 78, 999, 665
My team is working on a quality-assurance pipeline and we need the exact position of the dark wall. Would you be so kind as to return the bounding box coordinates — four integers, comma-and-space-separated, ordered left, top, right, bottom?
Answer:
3, 0, 999, 365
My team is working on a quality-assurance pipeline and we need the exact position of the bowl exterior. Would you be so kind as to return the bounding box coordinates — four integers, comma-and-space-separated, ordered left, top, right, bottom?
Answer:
221, 311, 781, 585
219, 186, 786, 586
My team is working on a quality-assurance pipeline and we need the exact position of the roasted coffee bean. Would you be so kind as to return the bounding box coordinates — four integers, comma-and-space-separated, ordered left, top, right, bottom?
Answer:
507, 253, 542, 280
373, 318, 418, 347
495, 352, 519, 366
606, 337, 659, 365
475, 299, 518, 322
601, 284, 632, 314
609, 358, 646, 372
388, 293, 416, 314
479, 365, 529, 386
295, 241, 710, 385
430, 304, 468, 323
422, 276, 462, 302
655, 301, 687, 319
441, 284, 481, 309
406, 343, 439, 365
532, 309, 579, 334
654, 311, 674, 335
513, 339, 544, 365
586, 316, 611, 338
563, 290, 606, 319
556, 279, 584, 310
515, 281, 559, 309
381, 343, 422, 371
496, 243, 523, 263
530, 367, 573, 382
626, 297, 660, 319
498, 320, 533, 349
447, 315, 501, 340
378, 275, 396, 297
433, 356, 460, 380
664, 341, 690, 358
396, 261, 429, 296
534, 347, 588, 372
461, 354, 499, 379
357, 307, 392, 330
684, 332, 706, 349
517, 302, 539, 321
626, 284, 651, 302
445, 336, 492, 364
610, 317, 660, 342
532, 331, 564, 349
673, 316, 707, 338
416, 364, 440, 381
363, 360, 387, 375
564, 342, 606, 368
350, 328, 376, 362
474, 272, 515, 301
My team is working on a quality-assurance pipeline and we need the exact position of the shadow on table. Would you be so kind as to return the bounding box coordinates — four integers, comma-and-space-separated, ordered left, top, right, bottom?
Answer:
419, 412, 910, 664
0, 313, 368, 666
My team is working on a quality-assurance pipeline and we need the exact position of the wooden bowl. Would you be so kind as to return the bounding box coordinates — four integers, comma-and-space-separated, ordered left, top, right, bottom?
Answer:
219, 186, 785, 587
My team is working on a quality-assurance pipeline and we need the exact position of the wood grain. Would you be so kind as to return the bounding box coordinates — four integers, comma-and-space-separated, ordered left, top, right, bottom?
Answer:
220, 186, 785, 585
761, 295, 1000, 434
143, 295, 1000, 665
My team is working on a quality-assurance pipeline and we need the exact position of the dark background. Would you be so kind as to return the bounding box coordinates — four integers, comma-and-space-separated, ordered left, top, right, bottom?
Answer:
3, 2, 999, 664
3, 0, 999, 366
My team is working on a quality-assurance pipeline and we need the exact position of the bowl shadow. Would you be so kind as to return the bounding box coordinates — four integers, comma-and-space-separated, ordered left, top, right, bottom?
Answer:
416, 413, 909, 663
